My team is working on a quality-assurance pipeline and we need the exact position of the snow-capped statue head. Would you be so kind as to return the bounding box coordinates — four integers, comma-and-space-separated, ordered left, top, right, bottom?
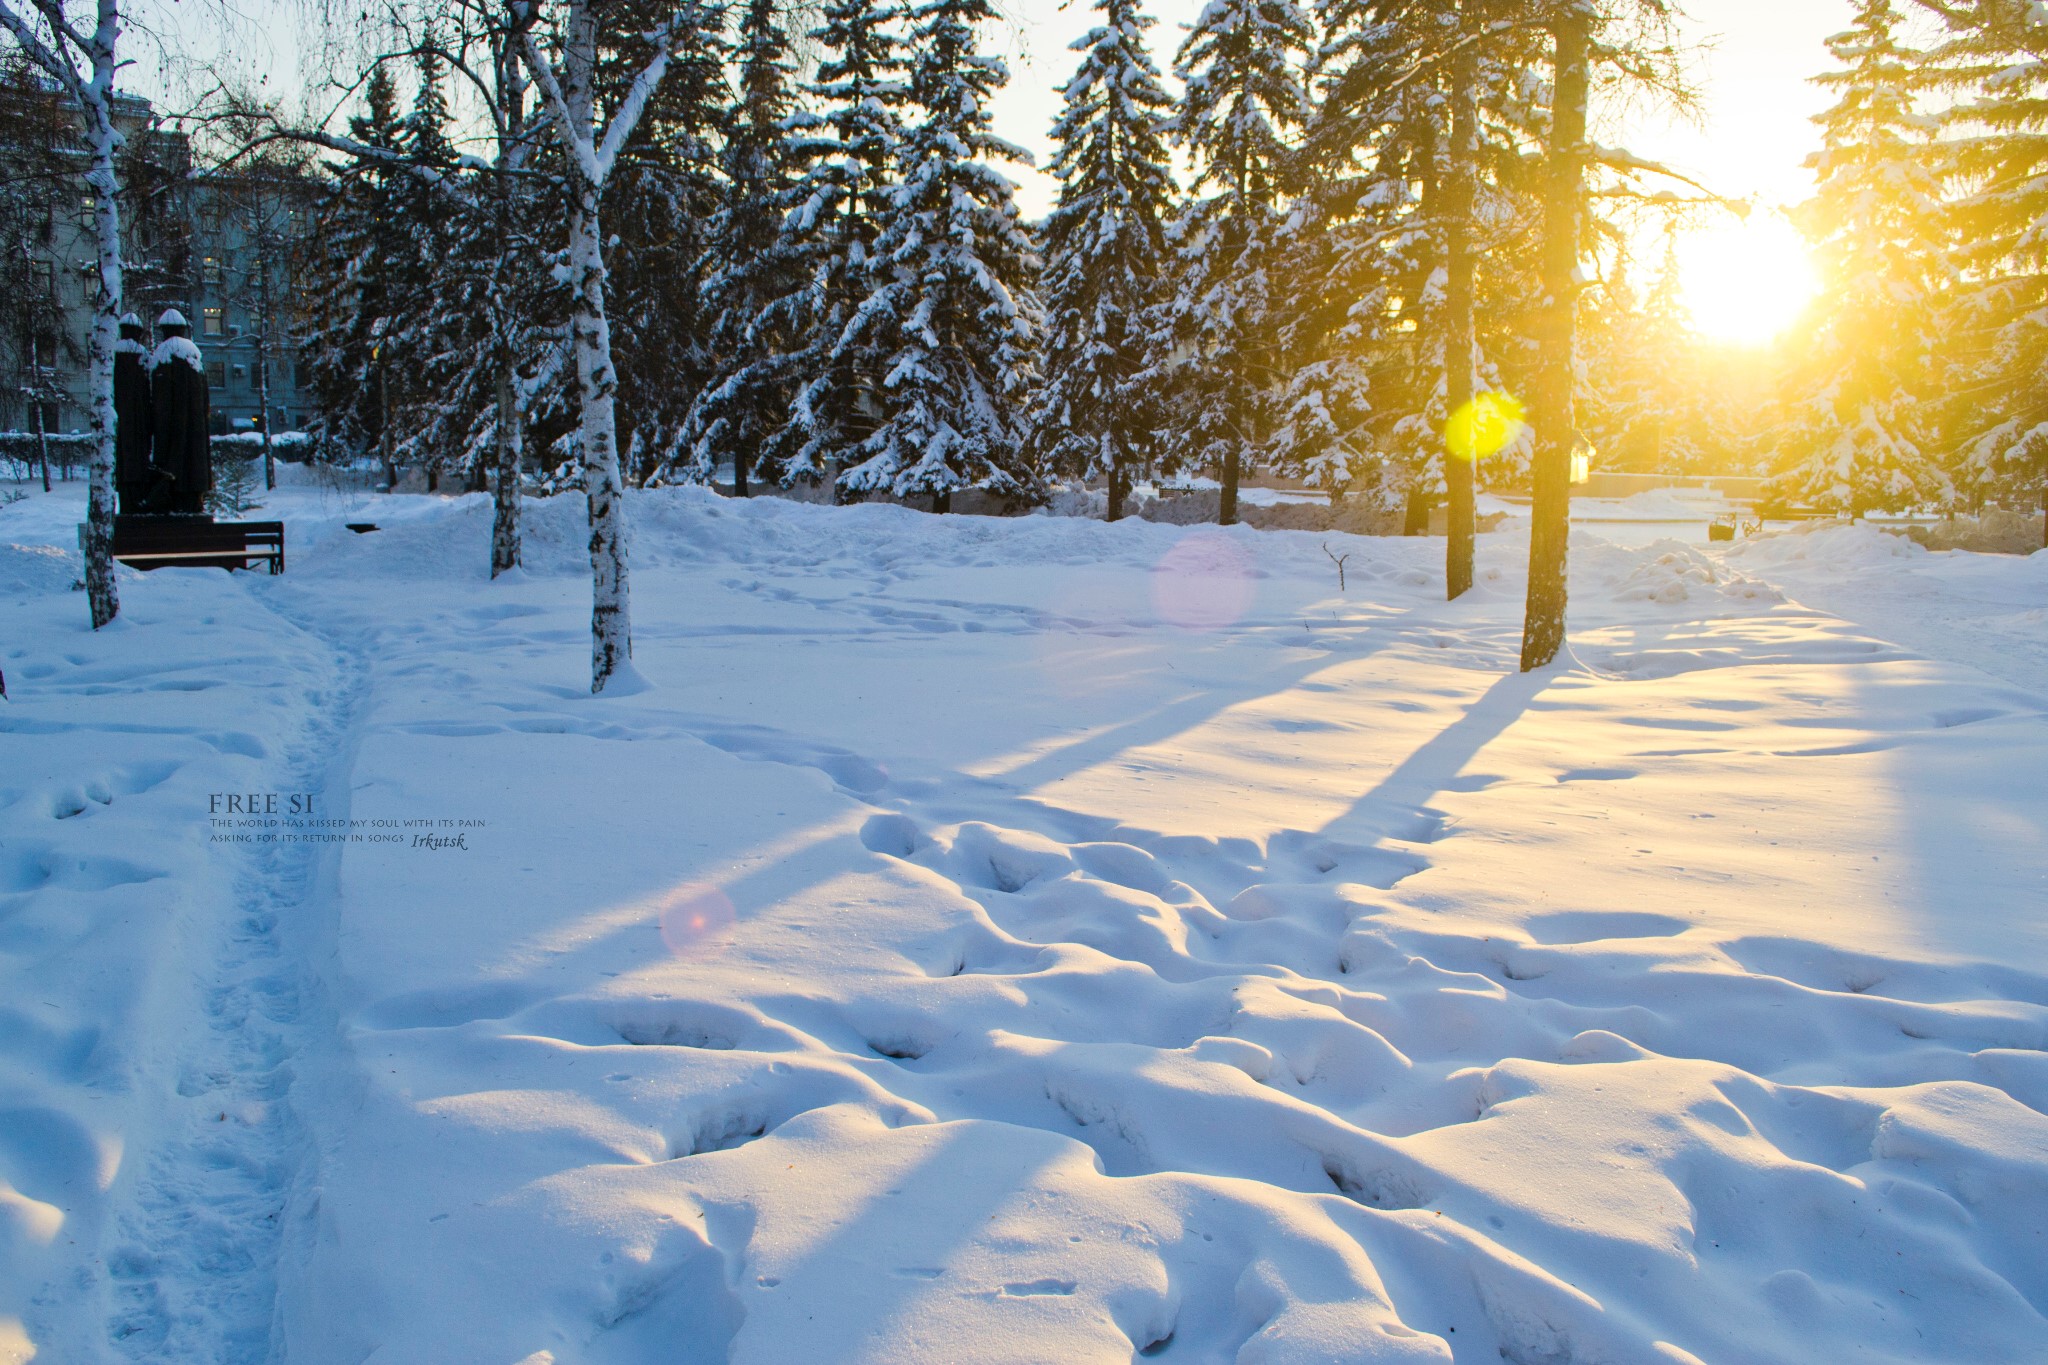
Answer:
119, 311, 142, 328
156, 308, 190, 334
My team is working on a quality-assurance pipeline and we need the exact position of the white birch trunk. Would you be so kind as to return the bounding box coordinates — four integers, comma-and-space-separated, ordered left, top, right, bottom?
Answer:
565, 169, 632, 687
1, 1, 125, 626
76, 5, 122, 628
519, 0, 680, 693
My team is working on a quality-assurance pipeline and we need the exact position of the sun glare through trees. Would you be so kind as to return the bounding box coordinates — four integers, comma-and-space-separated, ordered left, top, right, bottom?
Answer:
1675, 211, 1822, 345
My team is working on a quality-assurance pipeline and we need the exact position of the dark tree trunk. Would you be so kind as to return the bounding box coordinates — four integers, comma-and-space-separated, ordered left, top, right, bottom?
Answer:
1220, 447, 1240, 526
379, 359, 397, 492
1443, 42, 1478, 600
257, 354, 276, 490
1404, 485, 1432, 536
1520, 10, 1590, 672
491, 364, 522, 577
34, 396, 50, 492
932, 488, 951, 515
1106, 457, 1125, 522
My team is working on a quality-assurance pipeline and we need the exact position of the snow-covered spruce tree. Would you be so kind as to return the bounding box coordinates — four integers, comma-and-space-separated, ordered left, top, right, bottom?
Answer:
1920, 0, 2048, 528
300, 63, 411, 487
394, 47, 466, 489
840, 0, 1042, 510
282, 10, 561, 577
771, 0, 911, 495
1298, 0, 1448, 528
602, 0, 729, 485
0, 0, 127, 627
1775, 0, 1948, 515
1033, 0, 1177, 521
515, 0, 712, 692
1581, 233, 1719, 475
1168, 0, 1316, 525
1309, 0, 1546, 587
410, 16, 563, 568
682, 0, 806, 495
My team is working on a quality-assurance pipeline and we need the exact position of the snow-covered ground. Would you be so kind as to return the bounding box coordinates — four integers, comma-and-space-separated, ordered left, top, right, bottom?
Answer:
3, 480, 2045, 1364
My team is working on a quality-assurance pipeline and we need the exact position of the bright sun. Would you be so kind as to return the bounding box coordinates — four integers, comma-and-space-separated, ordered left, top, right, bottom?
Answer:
1675, 212, 1820, 346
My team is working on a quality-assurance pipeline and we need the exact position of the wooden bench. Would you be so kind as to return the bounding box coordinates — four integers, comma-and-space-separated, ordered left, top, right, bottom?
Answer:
89, 516, 286, 574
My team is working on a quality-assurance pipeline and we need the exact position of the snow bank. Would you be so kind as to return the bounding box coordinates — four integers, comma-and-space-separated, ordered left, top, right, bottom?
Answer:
0, 542, 77, 599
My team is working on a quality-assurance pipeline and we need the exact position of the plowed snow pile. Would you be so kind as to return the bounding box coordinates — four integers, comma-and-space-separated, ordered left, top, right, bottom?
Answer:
2, 482, 2044, 1364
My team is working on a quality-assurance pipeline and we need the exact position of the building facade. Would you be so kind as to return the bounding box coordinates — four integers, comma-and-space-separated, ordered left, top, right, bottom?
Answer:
0, 79, 318, 441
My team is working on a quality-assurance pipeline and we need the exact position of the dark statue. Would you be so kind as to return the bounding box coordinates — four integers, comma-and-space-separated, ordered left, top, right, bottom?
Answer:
113, 311, 156, 514
147, 308, 211, 515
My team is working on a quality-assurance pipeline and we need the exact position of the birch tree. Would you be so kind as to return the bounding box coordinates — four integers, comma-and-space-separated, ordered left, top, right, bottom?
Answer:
513, 0, 702, 691
0, 0, 125, 628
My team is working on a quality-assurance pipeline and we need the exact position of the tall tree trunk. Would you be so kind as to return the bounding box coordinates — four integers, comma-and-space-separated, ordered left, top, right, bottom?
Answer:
518, 0, 669, 692
257, 346, 275, 490
1520, 9, 1590, 672
379, 357, 396, 491
81, 53, 121, 629
1443, 40, 1478, 601
34, 382, 50, 492
488, 35, 528, 578
1220, 445, 1239, 526
1106, 449, 1125, 522
566, 168, 633, 690
491, 360, 522, 577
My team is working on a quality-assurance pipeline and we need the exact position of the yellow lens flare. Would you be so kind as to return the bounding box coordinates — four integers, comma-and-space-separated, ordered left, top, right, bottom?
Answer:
1445, 392, 1526, 462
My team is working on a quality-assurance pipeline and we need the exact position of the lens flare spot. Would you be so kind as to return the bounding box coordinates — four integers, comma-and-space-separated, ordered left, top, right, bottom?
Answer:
655, 883, 737, 958
1445, 392, 1526, 462
1151, 530, 1256, 632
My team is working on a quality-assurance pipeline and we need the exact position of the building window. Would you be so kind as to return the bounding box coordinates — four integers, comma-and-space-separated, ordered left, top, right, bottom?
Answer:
203, 306, 224, 337
232, 364, 247, 382
31, 333, 57, 368
29, 260, 53, 298
202, 255, 222, 284
207, 361, 225, 388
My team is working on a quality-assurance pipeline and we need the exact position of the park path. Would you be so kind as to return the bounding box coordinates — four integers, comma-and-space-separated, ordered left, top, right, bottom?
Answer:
101, 582, 364, 1364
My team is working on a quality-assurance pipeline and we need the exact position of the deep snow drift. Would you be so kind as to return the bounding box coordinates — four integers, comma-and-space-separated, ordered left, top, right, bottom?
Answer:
2, 482, 2044, 1364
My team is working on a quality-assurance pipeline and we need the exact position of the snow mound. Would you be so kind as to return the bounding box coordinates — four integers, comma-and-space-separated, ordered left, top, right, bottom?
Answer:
1723, 518, 1924, 573
0, 542, 77, 597
1602, 541, 1784, 605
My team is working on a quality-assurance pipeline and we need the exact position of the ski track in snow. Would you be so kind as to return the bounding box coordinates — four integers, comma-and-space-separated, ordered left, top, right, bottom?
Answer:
3, 479, 2046, 1364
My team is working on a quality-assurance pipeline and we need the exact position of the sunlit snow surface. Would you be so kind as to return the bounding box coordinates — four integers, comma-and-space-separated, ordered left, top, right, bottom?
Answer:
2, 480, 2045, 1363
